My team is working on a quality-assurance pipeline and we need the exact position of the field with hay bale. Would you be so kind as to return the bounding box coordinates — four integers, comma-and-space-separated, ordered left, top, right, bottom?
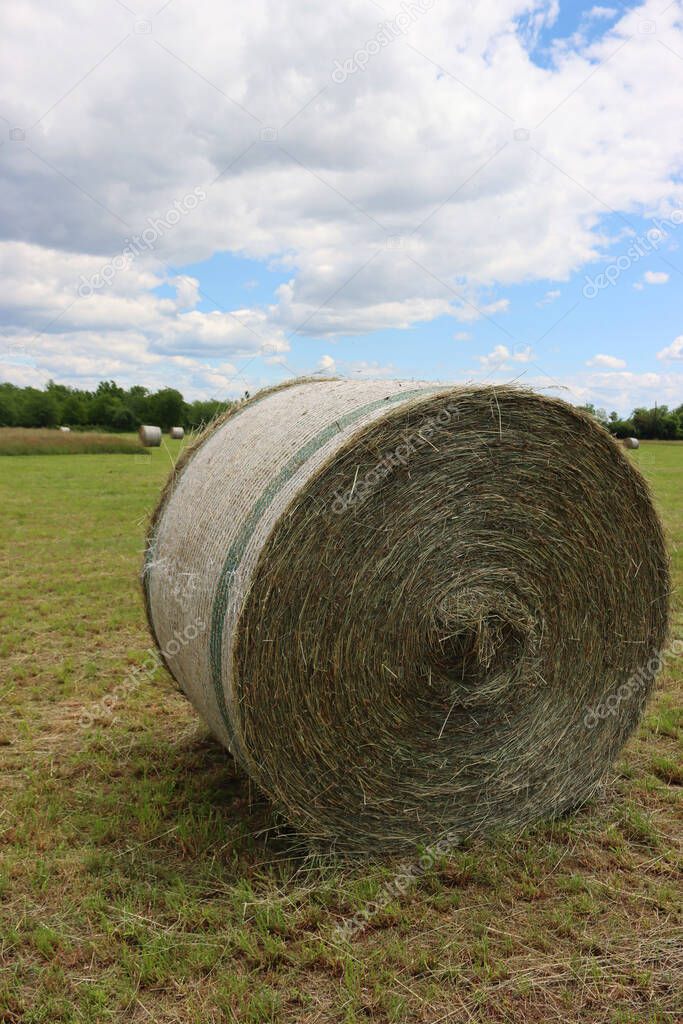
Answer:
0, 428, 147, 456
0, 441, 681, 1023
145, 381, 670, 854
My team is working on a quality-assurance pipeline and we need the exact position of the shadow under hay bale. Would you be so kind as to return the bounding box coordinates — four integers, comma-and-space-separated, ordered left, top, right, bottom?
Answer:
142, 380, 670, 853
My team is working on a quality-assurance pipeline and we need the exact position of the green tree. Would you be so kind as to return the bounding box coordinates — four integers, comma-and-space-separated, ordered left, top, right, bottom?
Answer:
0, 380, 239, 431
607, 416, 635, 439
60, 394, 87, 426
149, 388, 185, 431
632, 405, 681, 440
112, 405, 136, 431
0, 383, 19, 426
89, 395, 124, 429
577, 403, 609, 426
18, 388, 58, 428
186, 398, 231, 429
123, 385, 150, 425
95, 380, 125, 400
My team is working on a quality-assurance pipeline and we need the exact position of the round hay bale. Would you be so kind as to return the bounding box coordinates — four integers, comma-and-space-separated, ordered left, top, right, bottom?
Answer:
59, 426, 71, 432
139, 424, 162, 447
143, 380, 670, 852
623, 437, 640, 450
170, 426, 185, 440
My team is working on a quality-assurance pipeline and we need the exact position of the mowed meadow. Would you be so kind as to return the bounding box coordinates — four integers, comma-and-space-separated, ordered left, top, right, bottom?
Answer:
0, 429, 145, 457
0, 439, 681, 1024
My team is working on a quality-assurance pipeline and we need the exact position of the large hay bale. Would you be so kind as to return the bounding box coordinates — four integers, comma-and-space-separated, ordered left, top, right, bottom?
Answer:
170, 426, 185, 440
139, 424, 162, 447
624, 437, 640, 449
143, 380, 670, 852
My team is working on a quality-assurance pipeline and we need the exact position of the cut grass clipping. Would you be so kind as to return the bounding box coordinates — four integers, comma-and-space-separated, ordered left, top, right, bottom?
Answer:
144, 380, 670, 853
0, 427, 146, 455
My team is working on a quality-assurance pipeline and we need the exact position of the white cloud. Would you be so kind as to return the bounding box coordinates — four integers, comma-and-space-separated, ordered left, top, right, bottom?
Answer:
536, 289, 561, 307
1, 1, 683, 387
173, 276, 200, 310
0, 240, 288, 397
342, 360, 398, 379
513, 345, 535, 363
570, 370, 683, 413
657, 335, 683, 361
478, 345, 511, 369
450, 297, 510, 324
643, 270, 670, 284
318, 354, 336, 371
587, 353, 627, 368
586, 7, 619, 20
465, 367, 683, 415
483, 299, 510, 316
453, 331, 471, 341
478, 344, 535, 369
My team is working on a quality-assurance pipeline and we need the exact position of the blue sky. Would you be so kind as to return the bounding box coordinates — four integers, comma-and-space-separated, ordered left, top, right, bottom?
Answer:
159, 206, 680, 414
1, 0, 681, 413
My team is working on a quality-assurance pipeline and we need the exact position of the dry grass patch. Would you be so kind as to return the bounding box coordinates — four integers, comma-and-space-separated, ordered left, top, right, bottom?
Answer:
0, 428, 145, 455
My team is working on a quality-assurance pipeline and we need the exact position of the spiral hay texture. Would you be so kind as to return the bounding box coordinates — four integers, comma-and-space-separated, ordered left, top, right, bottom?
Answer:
139, 424, 162, 447
143, 380, 669, 852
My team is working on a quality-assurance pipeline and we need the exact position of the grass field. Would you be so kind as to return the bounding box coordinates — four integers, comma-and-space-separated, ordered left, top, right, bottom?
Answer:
0, 441, 680, 1023
0, 429, 146, 457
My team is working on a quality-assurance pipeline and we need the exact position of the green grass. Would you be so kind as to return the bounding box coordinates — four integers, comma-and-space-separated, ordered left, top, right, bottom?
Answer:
0, 441, 680, 1023
0, 428, 148, 456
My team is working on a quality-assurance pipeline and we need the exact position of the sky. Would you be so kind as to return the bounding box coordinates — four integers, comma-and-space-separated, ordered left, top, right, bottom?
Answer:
1, 0, 682, 413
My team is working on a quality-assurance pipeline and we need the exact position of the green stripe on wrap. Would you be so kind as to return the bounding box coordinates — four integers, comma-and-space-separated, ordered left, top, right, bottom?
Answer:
208, 387, 436, 746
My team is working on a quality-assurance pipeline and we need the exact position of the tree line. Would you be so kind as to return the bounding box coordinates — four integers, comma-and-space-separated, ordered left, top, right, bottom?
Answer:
578, 403, 683, 440
0, 380, 239, 432
0, 380, 680, 439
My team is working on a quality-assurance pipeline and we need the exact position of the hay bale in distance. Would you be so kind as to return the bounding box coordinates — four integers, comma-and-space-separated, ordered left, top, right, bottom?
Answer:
170, 427, 185, 440
59, 426, 71, 433
139, 425, 162, 447
624, 437, 640, 449
143, 380, 670, 852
